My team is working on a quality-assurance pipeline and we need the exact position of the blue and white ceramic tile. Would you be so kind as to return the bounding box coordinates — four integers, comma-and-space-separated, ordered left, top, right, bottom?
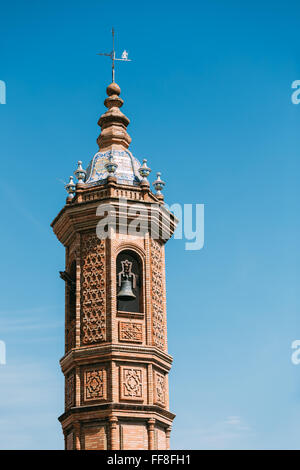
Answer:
85, 149, 142, 186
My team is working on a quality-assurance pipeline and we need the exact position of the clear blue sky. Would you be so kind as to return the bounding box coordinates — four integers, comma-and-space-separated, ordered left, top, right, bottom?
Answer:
1, 0, 300, 450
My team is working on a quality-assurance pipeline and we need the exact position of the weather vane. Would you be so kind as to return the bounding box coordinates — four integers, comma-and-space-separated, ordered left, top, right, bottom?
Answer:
97, 28, 131, 83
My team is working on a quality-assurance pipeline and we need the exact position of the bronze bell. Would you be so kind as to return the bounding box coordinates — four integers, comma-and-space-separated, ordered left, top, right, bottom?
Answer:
117, 277, 136, 301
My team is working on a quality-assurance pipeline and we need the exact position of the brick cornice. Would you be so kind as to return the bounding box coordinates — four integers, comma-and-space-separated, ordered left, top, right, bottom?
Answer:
58, 402, 176, 425
60, 343, 173, 374
51, 184, 177, 247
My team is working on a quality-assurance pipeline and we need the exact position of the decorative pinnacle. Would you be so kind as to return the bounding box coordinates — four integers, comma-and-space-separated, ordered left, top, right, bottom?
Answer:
74, 161, 86, 184
104, 82, 124, 109
153, 172, 165, 196
65, 176, 76, 198
105, 153, 118, 176
139, 159, 151, 184
97, 82, 131, 151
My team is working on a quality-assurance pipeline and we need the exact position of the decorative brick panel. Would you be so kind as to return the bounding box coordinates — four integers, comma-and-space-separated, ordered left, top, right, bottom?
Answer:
84, 367, 107, 401
81, 233, 106, 344
118, 321, 143, 343
154, 370, 166, 407
65, 372, 75, 409
66, 319, 76, 351
120, 367, 143, 401
151, 239, 165, 350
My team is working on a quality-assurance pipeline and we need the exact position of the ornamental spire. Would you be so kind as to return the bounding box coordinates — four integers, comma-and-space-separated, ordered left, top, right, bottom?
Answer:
96, 82, 132, 151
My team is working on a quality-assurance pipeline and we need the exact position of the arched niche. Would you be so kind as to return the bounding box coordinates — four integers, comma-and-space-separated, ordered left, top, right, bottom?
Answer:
116, 249, 143, 314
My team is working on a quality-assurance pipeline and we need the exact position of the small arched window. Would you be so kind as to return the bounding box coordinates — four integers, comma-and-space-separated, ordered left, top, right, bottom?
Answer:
116, 250, 143, 313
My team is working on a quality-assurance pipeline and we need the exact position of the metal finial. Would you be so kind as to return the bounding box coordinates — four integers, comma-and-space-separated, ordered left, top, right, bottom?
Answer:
65, 176, 76, 198
138, 159, 151, 184
153, 172, 165, 196
74, 160, 86, 184
97, 28, 131, 83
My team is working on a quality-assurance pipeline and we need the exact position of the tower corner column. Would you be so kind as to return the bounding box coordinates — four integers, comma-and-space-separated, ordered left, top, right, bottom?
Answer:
166, 426, 172, 450
109, 416, 118, 450
147, 418, 156, 450
73, 421, 81, 450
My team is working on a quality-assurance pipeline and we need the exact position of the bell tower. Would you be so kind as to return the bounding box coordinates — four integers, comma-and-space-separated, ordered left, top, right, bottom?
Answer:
51, 80, 177, 450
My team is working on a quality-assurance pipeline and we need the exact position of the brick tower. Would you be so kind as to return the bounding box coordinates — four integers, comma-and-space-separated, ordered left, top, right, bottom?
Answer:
51, 81, 177, 450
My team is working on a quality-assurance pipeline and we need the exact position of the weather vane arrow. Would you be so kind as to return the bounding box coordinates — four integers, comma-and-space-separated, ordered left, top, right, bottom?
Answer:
97, 28, 131, 83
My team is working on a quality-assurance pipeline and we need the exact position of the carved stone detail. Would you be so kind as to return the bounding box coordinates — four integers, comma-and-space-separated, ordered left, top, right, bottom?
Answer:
81, 233, 106, 344
154, 370, 166, 407
65, 372, 75, 409
120, 367, 143, 400
151, 239, 165, 350
84, 368, 106, 401
119, 321, 143, 343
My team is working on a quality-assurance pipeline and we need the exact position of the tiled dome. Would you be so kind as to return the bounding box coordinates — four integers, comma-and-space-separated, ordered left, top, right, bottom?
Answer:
85, 149, 142, 186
